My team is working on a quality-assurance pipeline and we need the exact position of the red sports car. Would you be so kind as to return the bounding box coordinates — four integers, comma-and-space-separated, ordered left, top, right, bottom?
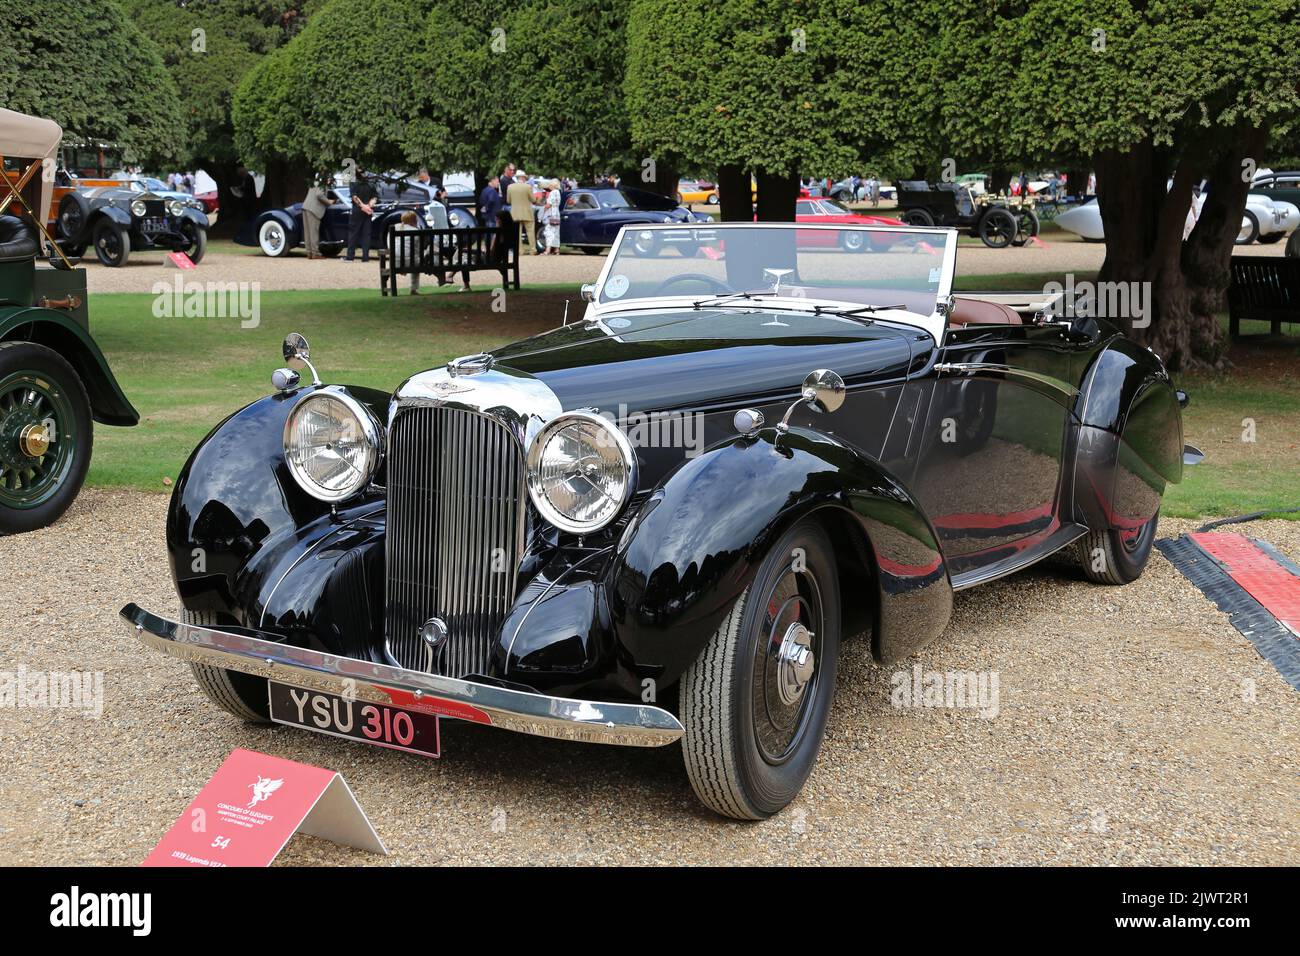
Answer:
794, 197, 908, 251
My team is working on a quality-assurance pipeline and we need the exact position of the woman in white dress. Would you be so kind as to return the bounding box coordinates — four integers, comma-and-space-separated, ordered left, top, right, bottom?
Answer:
542, 181, 562, 254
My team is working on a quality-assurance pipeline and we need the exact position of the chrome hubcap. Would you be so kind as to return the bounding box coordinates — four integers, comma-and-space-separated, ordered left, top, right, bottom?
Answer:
775, 622, 815, 706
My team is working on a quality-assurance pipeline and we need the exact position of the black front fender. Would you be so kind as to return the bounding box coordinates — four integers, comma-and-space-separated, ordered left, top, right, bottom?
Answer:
167, 384, 390, 622
606, 426, 953, 692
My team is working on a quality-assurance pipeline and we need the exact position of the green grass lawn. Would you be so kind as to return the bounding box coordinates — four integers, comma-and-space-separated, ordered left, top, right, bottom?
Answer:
86, 284, 1298, 520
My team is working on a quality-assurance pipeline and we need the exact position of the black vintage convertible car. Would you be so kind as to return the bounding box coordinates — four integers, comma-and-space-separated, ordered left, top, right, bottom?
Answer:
124, 222, 1197, 819
237, 176, 477, 257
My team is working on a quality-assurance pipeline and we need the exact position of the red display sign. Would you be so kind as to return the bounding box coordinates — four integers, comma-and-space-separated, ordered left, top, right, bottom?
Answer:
142, 748, 386, 867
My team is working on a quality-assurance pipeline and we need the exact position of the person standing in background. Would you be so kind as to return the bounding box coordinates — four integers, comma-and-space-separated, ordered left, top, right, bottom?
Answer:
302, 175, 338, 259
541, 180, 561, 255
506, 171, 535, 254
346, 168, 378, 262
479, 174, 503, 258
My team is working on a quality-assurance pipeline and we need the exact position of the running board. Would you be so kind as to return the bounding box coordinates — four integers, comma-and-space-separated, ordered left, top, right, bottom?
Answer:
950, 523, 1089, 591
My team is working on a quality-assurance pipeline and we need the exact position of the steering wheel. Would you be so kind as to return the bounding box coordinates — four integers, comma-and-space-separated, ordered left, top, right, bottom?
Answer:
652, 273, 734, 297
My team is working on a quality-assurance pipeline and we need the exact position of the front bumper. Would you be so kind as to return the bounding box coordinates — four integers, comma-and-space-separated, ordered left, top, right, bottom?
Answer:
121, 603, 683, 748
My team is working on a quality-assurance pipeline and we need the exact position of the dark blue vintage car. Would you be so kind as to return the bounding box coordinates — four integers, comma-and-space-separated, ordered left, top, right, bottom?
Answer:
237, 178, 477, 257
536, 186, 714, 255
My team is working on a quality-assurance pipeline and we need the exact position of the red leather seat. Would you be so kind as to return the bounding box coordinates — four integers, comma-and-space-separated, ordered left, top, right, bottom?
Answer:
948, 297, 1022, 327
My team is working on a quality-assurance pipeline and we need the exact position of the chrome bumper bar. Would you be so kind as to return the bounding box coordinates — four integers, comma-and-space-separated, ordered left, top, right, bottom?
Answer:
121, 603, 683, 748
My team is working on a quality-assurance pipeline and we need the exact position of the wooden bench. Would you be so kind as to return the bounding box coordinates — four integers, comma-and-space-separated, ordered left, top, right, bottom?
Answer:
1228, 256, 1300, 338
380, 224, 519, 296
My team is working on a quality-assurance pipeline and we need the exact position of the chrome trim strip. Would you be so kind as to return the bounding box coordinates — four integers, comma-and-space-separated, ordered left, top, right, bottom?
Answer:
123, 603, 683, 748
934, 362, 1081, 400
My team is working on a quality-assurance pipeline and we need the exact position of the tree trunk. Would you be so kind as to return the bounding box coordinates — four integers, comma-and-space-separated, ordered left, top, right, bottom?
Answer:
716, 164, 751, 222
1180, 123, 1270, 363
754, 168, 799, 222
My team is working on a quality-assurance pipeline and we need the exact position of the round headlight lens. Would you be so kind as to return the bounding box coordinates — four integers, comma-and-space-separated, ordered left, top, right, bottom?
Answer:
167, 199, 185, 217
527, 413, 636, 534
448, 211, 462, 226
130, 199, 147, 218
283, 390, 382, 502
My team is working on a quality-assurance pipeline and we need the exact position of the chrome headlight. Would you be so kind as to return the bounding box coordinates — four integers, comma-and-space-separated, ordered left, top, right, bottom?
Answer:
283, 389, 383, 502
448, 210, 463, 226
526, 412, 636, 534
167, 199, 185, 217
130, 199, 147, 217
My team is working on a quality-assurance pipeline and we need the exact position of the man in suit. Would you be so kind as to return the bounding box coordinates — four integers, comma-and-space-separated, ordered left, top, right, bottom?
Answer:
505, 172, 535, 254
347, 168, 378, 262
479, 175, 504, 261
302, 175, 338, 259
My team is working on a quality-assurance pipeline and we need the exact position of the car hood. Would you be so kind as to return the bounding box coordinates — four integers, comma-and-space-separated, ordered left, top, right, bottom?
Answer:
489, 308, 931, 414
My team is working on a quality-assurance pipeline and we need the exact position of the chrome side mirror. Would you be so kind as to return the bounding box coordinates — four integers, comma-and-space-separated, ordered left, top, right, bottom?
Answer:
282, 332, 321, 385
802, 368, 846, 413
777, 368, 846, 436
580, 283, 597, 302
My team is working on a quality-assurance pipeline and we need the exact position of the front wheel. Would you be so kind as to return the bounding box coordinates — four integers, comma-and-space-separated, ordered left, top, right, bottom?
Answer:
0, 342, 93, 535
978, 207, 1017, 248
187, 610, 271, 722
92, 218, 130, 267
258, 218, 291, 257
1287, 230, 1300, 258
681, 518, 841, 819
1236, 211, 1259, 245
1077, 511, 1159, 585
181, 222, 207, 264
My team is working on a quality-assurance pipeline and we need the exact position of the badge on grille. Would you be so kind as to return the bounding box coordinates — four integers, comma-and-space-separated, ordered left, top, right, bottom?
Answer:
420, 618, 449, 672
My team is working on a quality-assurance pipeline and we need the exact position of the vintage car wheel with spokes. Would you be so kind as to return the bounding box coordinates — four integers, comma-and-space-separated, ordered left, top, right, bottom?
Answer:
180, 221, 207, 264
92, 218, 130, 267
977, 207, 1018, 248
0, 343, 92, 535
681, 519, 841, 820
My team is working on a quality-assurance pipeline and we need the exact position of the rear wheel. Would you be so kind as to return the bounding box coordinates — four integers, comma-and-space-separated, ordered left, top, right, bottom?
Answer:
1258, 231, 1286, 244
1288, 230, 1300, 258
56, 193, 90, 243
0, 342, 92, 535
681, 519, 841, 819
1077, 511, 1159, 585
901, 208, 935, 227
92, 218, 130, 267
630, 229, 661, 257
579, 245, 604, 256
187, 609, 271, 722
1011, 207, 1040, 246
839, 230, 870, 253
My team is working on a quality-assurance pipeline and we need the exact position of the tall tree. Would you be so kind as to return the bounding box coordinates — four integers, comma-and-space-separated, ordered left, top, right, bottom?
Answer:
938, 0, 1300, 370
233, 0, 435, 204
624, 0, 932, 219
0, 0, 185, 167
120, 0, 317, 221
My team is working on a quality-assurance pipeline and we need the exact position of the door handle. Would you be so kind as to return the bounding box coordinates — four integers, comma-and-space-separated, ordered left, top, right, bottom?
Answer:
935, 362, 1080, 400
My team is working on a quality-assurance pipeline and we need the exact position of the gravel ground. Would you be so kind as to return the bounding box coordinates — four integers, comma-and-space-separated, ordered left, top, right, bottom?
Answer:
79, 234, 1292, 295
1, 491, 1296, 866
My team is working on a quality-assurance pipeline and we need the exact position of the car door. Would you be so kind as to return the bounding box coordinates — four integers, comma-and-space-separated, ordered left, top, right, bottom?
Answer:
906, 311, 1093, 581
561, 191, 600, 244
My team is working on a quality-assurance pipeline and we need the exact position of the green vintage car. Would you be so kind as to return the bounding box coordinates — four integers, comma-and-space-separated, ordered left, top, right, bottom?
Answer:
0, 108, 137, 534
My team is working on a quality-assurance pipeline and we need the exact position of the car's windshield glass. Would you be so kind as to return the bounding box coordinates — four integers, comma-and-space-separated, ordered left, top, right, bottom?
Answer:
597, 225, 953, 315
600, 190, 633, 209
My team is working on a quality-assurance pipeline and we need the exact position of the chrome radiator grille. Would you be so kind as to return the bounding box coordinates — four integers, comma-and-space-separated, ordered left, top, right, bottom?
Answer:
384, 405, 525, 677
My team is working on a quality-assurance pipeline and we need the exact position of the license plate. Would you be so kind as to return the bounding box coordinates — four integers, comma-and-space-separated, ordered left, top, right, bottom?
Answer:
141, 217, 168, 234
267, 682, 440, 758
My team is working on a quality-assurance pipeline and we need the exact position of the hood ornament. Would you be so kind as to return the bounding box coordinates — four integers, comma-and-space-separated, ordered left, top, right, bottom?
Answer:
448, 352, 493, 376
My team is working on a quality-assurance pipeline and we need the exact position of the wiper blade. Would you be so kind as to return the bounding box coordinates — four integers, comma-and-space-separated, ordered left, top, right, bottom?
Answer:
692, 290, 779, 310
812, 303, 908, 317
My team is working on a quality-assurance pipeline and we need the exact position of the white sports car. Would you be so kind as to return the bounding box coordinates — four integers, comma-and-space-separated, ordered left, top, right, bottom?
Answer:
1055, 193, 1299, 245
